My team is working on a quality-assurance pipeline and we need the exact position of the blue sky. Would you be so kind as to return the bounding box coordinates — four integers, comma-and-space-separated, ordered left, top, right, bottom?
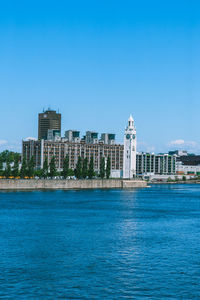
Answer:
0, 0, 200, 153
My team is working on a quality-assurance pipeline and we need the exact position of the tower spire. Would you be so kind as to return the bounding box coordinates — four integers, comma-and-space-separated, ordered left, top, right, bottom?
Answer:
127, 115, 134, 129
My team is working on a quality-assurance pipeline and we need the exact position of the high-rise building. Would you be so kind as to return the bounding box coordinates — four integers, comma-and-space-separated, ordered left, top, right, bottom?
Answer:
123, 115, 137, 178
38, 110, 61, 140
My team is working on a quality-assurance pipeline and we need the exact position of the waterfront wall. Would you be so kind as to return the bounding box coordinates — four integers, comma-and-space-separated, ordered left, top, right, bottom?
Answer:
0, 179, 147, 190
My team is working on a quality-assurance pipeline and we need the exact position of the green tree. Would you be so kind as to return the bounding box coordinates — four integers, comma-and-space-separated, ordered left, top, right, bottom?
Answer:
4, 162, 11, 178
42, 157, 49, 178
0, 150, 20, 164
75, 157, 82, 179
49, 156, 57, 178
88, 156, 94, 179
12, 157, 19, 177
27, 156, 35, 178
106, 156, 111, 179
34, 169, 43, 178
100, 157, 105, 179
20, 157, 27, 178
182, 175, 186, 181
62, 154, 69, 178
82, 157, 88, 179
0, 161, 3, 176
68, 169, 74, 176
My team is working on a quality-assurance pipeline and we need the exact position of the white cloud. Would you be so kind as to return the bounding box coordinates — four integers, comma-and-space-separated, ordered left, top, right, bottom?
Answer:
167, 139, 200, 154
168, 139, 198, 148
169, 139, 185, 146
138, 139, 200, 154
0, 140, 7, 146
0, 140, 21, 152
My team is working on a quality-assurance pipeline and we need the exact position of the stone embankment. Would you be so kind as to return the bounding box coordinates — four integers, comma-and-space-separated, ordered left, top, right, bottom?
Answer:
0, 179, 147, 190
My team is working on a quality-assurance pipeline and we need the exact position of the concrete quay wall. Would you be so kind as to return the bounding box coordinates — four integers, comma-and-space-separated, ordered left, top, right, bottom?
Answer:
0, 179, 147, 190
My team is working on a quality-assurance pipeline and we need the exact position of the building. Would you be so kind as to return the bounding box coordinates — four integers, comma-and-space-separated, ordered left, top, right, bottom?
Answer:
101, 133, 116, 145
136, 153, 176, 176
47, 129, 61, 141
176, 161, 200, 176
22, 139, 124, 177
23, 109, 125, 177
85, 131, 99, 144
23, 112, 182, 178
176, 154, 200, 176
65, 130, 80, 143
169, 150, 188, 156
22, 139, 179, 178
38, 110, 61, 140
167, 151, 200, 177
123, 115, 137, 178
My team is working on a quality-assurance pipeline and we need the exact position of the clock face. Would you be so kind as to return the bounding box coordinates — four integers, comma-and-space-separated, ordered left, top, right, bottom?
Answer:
132, 134, 136, 139
126, 134, 130, 139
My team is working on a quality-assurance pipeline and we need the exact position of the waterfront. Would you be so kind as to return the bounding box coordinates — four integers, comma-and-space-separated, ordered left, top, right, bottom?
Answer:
0, 185, 200, 299
0, 178, 147, 190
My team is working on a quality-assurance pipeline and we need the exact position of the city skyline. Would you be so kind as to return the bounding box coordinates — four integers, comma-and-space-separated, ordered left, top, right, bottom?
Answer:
0, 108, 199, 155
0, 1, 200, 153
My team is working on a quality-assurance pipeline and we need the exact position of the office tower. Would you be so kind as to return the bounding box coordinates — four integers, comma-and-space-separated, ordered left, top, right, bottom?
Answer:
38, 110, 61, 140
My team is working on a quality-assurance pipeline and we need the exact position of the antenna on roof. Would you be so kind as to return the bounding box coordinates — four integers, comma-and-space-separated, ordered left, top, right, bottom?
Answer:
58, 108, 59, 113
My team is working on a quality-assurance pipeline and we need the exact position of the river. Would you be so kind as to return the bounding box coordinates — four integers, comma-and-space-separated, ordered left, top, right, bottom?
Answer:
0, 184, 200, 299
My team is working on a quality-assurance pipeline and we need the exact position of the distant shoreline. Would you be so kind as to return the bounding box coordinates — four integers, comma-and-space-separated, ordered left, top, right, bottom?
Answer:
150, 180, 200, 185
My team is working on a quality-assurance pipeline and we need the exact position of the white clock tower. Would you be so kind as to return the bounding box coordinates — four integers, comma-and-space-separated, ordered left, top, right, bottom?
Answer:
123, 115, 137, 179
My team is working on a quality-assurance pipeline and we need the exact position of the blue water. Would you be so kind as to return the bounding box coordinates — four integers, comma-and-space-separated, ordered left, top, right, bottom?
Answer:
0, 184, 200, 299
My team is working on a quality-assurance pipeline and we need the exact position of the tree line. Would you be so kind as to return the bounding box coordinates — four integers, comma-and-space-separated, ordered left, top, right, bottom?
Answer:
0, 150, 20, 164
73, 155, 111, 179
0, 151, 111, 179
0, 156, 35, 178
0, 150, 21, 178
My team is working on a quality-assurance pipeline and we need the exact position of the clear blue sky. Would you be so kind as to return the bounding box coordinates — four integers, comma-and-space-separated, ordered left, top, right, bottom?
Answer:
0, 0, 200, 153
